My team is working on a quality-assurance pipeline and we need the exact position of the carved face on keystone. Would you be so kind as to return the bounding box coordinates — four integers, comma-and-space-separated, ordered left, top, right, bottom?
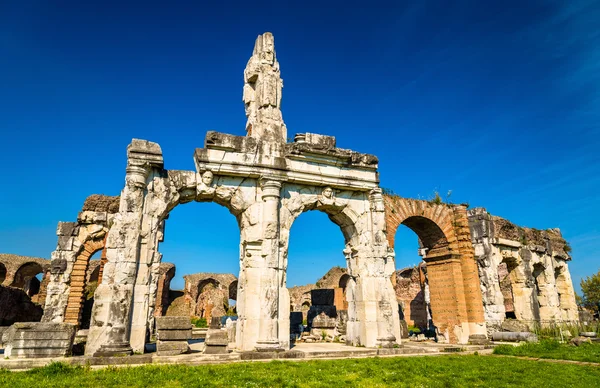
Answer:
201, 171, 214, 186
322, 187, 333, 199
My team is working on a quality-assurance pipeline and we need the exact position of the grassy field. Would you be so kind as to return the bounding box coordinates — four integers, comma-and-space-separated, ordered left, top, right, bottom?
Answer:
1, 355, 599, 387
493, 339, 600, 363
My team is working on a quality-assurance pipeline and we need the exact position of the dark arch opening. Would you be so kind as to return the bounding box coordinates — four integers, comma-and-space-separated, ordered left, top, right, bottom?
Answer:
0, 262, 6, 284
12, 262, 44, 295
400, 216, 449, 255
80, 250, 103, 330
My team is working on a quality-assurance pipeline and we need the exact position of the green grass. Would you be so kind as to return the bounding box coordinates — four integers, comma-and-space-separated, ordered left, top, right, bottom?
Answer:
1, 355, 600, 387
493, 339, 600, 363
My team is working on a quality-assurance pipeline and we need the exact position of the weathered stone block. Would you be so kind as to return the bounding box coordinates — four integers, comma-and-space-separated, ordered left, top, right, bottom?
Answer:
204, 328, 229, 354
155, 316, 192, 330
312, 312, 337, 329
501, 319, 530, 332
56, 222, 77, 236
156, 329, 192, 341
4, 322, 76, 358
156, 340, 190, 356
205, 329, 228, 346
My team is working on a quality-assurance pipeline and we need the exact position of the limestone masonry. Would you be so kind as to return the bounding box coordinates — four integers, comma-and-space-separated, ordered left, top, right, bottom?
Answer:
0, 32, 579, 358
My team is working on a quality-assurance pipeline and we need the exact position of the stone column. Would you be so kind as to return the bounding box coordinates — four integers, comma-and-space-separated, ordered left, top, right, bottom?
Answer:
369, 188, 400, 347
452, 207, 487, 337
86, 139, 163, 357
254, 179, 283, 351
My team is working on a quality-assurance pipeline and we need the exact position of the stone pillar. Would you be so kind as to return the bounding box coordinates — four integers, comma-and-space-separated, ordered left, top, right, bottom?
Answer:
425, 254, 470, 344
42, 222, 79, 323
86, 139, 163, 357
453, 207, 487, 337
255, 179, 283, 351
369, 188, 400, 347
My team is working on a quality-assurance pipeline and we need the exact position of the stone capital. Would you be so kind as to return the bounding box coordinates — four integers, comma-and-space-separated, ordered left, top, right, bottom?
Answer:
260, 178, 282, 201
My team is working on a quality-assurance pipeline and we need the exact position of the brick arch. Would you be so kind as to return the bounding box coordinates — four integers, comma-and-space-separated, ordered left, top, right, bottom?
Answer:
383, 195, 485, 343
384, 196, 458, 258
64, 237, 106, 326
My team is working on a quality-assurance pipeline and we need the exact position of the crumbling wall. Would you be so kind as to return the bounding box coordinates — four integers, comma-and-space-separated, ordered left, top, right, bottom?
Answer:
394, 266, 428, 328
468, 208, 578, 333
154, 263, 175, 317
183, 273, 237, 320
42, 195, 119, 325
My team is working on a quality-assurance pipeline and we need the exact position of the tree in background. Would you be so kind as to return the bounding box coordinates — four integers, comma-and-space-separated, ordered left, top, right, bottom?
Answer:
580, 270, 600, 314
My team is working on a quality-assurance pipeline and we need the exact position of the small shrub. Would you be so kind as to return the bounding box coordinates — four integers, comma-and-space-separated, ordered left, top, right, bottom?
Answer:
191, 317, 207, 328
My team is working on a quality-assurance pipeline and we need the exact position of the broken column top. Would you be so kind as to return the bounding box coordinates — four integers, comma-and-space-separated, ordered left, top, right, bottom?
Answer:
243, 32, 287, 143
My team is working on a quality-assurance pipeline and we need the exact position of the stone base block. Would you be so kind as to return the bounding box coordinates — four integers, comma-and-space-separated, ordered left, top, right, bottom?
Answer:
205, 329, 228, 346
204, 344, 229, 354
155, 316, 192, 330
93, 342, 134, 357
157, 329, 192, 341
468, 334, 490, 345
4, 322, 76, 359
156, 340, 190, 356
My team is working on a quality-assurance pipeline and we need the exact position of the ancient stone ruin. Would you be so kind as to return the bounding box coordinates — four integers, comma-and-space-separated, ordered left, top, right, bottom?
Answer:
0, 32, 581, 358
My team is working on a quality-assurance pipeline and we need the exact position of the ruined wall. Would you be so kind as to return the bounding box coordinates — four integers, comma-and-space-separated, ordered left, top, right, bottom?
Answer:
42, 195, 118, 325
288, 267, 350, 319
0, 254, 49, 326
183, 273, 237, 319
468, 208, 578, 332
154, 263, 175, 317
394, 266, 428, 328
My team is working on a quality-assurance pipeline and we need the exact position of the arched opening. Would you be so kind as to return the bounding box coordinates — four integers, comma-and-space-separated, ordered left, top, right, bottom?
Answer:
286, 209, 349, 343
80, 250, 103, 329
392, 225, 430, 335
64, 239, 104, 326
498, 261, 517, 319
12, 262, 44, 296
0, 262, 6, 284
157, 201, 240, 331
391, 216, 451, 340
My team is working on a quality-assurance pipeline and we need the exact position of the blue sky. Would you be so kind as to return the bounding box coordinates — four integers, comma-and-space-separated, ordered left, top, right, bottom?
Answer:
1, 0, 598, 292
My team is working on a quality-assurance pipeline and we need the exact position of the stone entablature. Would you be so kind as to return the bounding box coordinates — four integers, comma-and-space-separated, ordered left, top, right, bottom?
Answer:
468, 208, 578, 331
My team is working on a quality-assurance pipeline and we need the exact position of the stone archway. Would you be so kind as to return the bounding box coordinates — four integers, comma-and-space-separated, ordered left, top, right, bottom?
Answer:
278, 186, 399, 348
63, 238, 105, 326
11, 262, 44, 292
384, 195, 486, 343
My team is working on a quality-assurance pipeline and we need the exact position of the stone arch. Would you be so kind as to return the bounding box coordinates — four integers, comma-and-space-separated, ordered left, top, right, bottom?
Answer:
384, 195, 486, 343
64, 237, 105, 326
278, 185, 398, 348
12, 262, 44, 290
